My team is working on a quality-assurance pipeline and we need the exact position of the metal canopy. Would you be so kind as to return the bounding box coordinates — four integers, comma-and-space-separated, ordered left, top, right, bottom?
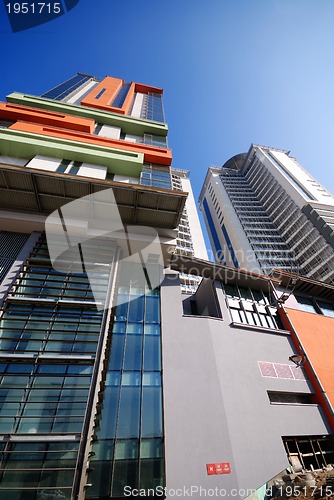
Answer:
272, 269, 334, 301
0, 163, 186, 230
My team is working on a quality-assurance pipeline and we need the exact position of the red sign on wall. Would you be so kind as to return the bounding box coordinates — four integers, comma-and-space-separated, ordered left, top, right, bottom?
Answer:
206, 462, 231, 475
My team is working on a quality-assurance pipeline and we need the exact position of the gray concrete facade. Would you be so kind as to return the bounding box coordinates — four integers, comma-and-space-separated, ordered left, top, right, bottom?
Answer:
161, 271, 331, 499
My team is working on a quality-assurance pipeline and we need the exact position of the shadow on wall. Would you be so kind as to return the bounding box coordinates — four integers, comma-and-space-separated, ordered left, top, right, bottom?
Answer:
182, 278, 222, 318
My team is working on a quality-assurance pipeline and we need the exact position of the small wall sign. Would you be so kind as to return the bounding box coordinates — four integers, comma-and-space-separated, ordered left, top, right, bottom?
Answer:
206, 462, 231, 475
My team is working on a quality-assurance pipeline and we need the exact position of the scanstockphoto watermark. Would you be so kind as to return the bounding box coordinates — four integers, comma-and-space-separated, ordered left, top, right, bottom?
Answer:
173, 247, 298, 282
124, 486, 258, 497
45, 188, 165, 311
45, 187, 293, 311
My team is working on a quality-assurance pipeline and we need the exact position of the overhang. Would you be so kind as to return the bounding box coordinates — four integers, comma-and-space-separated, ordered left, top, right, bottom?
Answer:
0, 128, 144, 177
0, 163, 187, 230
272, 269, 334, 302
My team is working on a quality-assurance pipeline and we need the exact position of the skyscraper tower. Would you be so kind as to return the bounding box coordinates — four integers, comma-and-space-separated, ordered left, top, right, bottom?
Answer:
200, 144, 334, 281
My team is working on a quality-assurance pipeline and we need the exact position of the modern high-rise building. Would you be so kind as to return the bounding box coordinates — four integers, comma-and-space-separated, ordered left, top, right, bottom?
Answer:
199, 144, 334, 282
0, 72, 206, 499
0, 77, 333, 500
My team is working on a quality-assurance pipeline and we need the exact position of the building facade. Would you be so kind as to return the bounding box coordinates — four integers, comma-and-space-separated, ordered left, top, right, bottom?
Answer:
199, 144, 334, 281
0, 73, 205, 499
166, 256, 334, 497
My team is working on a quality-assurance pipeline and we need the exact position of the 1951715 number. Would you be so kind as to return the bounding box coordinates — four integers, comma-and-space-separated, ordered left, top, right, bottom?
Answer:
6, 3, 62, 14
272, 484, 334, 497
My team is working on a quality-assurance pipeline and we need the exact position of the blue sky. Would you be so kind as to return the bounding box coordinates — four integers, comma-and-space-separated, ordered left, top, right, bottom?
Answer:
1, 0, 334, 248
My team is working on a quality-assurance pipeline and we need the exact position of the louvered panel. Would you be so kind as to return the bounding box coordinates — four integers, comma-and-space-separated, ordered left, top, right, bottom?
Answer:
0, 232, 29, 284
0, 231, 29, 258
0, 258, 13, 283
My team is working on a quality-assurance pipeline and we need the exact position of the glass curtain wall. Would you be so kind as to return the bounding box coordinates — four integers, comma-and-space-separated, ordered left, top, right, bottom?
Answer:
0, 236, 110, 500
86, 271, 164, 498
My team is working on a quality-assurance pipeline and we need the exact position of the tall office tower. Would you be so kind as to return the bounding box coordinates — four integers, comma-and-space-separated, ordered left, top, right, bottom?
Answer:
0, 73, 206, 499
200, 144, 334, 281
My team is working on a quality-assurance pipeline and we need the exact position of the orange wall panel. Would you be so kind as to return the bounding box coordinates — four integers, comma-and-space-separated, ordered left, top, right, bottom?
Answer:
10, 121, 172, 166
81, 76, 124, 112
134, 83, 163, 95
281, 308, 334, 430
0, 102, 94, 133
80, 79, 163, 115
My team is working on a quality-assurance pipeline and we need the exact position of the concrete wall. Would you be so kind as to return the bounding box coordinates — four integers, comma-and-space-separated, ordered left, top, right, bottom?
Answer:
193, 278, 221, 317
124, 134, 143, 143
26, 156, 107, 180
78, 163, 107, 179
27, 155, 61, 171
269, 150, 334, 207
98, 125, 121, 140
161, 273, 330, 499
257, 148, 334, 209
131, 93, 144, 118
0, 155, 27, 166
113, 174, 139, 184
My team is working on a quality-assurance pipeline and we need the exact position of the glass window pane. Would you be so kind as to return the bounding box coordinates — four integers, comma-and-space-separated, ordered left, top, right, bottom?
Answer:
115, 302, 128, 321
92, 439, 114, 461
6, 364, 33, 374
112, 459, 138, 497
121, 372, 141, 386
223, 284, 239, 298
97, 386, 120, 439
113, 321, 126, 334
126, 323, 143, 335
86, 460, 112, 498
140, 457, 164, 490
259, 314, 270, 328
0, 418, 14, 433
128, 297, 144, 323
39, 468, 74, 487
317, 300, 334, 318
296, 296, 317, 313
115, 439, 138, 460
108, 334, 125, 371
52, 418, 83, 433
143, 373, 161, 387
143, 336, 161, 371
0, 470, 41, 487
117, 386, 140, 438
16, 418, 53, 434
144, 324, 160, 335
123, 336, 142, 371
140, 438, 163, 458
67, 365, 93, 375
145, 296, 160, 323
230, 308, 241, 323
239, 287, 252, 300
141, 386, 162, 438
